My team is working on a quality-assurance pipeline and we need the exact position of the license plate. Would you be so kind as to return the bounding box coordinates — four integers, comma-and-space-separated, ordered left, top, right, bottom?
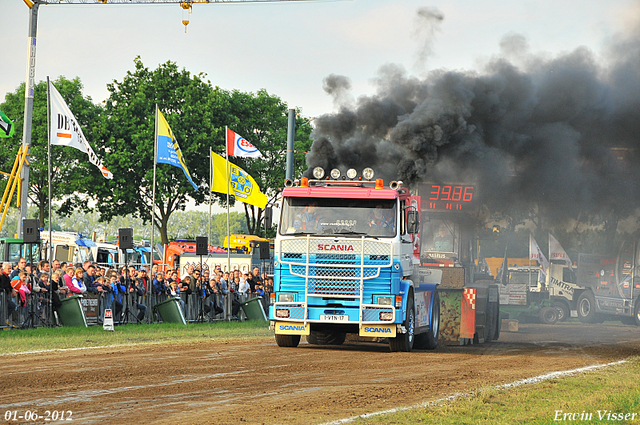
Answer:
320, 314, 348, 322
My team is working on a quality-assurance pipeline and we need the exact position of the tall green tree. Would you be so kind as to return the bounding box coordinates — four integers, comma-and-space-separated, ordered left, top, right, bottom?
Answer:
94, 57, 219, 245
95, 57, 313, 243
0, 77, 102, 227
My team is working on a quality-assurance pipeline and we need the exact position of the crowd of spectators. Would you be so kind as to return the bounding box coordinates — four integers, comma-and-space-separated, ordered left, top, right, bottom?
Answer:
1, 257, 273, 327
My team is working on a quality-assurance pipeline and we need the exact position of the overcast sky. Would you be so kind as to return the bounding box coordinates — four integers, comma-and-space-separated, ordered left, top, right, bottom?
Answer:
2, 0, 638, 120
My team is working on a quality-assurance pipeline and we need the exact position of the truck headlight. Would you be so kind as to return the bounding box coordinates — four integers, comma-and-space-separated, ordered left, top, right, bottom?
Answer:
278, 293, 294, 303
313, 167, 325, 179
377, 296, 393, 306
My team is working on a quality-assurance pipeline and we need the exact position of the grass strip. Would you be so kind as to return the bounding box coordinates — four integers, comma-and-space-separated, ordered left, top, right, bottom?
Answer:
352, 357, 640, 425
0, 321, 272, 354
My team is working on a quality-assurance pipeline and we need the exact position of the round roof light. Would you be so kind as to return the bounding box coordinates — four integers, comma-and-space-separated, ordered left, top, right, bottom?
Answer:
362, 167, 375, 181
330, 168, 341, 179
312, 167, 325, 179
346, 168, 357, 179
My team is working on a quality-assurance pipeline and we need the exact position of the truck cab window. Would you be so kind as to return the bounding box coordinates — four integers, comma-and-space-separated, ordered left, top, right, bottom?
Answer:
280, 197, 397, 238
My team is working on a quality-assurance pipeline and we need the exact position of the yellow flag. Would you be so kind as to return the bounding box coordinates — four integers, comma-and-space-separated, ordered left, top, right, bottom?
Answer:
211, 150, 267, 209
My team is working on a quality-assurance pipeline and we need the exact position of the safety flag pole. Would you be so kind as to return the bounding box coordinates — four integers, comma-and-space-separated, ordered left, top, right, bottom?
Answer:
151, 105, 158, 273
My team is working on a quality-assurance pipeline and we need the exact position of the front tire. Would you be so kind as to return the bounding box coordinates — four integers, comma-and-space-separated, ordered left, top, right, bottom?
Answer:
577, 291, 597, 323
553, 301, 570, 322
275, 334, 301, 347
539, 306, 558, 325
389, 293, 415, 352
415, 291, 440, 350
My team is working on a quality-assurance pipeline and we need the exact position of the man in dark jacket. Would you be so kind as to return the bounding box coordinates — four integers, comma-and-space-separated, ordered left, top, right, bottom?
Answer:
1, 262, 17, 321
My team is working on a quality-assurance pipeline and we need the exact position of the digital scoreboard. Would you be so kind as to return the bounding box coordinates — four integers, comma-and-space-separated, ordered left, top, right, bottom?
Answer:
420, 183, 477, 212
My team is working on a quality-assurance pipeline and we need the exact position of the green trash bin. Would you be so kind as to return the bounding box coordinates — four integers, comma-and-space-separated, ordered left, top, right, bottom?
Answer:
154, 297, 187, 325
58, 295, 88, 327
241, 297, 267, 321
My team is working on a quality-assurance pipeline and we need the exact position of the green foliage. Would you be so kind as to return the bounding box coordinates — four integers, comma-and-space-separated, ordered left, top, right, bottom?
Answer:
90, 57, 313, 243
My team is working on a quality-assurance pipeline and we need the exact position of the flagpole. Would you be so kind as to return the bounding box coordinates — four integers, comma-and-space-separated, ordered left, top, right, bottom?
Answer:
225, 126, 231, 275
151, 105, 158, 274
208, 149, 212, 246
46, 76, 53, 326
46, 77, 52, 262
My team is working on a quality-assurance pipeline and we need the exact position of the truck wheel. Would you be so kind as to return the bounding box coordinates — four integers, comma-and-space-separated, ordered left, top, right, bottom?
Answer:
539, 306, 558, 325
634, 301, 640, 327
415, 292, 440, 350
577, 291, 597, 323
275, 334, 301, 347
553, 301, 570, 322
307, 331, 346, 345
389, 294, 415, 352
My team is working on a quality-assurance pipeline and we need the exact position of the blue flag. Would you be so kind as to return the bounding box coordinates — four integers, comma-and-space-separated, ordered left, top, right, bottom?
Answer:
156, 108, 198, 191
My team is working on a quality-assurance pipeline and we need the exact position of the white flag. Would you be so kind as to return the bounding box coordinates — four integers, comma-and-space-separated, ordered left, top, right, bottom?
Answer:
529, 234, 549, 274
549, 234, 573, 268
49, 80, 112, 179
226, 128, 263, 158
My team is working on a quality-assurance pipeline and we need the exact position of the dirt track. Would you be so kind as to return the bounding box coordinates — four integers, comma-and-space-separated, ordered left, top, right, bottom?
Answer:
1, 322, 640, 425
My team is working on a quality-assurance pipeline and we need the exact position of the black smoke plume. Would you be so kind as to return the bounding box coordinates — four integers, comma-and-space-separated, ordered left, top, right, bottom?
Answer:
306, 8, 640, 225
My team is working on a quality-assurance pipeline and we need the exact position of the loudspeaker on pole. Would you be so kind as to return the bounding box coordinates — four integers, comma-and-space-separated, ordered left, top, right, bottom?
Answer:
118, 228, 134, 250
23, 219, 40, 243
196, 236, 208, 256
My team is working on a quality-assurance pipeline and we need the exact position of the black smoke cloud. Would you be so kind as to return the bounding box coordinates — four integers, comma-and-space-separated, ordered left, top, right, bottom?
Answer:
306, 10, 640, 225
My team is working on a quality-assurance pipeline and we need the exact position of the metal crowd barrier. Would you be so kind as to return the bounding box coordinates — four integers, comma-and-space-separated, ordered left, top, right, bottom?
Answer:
1, 289, 271, 329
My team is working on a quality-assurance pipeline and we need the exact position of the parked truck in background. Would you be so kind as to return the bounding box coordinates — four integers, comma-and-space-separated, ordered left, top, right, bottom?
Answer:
546, 241, 640, 326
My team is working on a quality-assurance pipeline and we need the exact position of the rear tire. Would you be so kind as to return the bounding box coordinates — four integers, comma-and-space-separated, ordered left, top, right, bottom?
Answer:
415, 291, 440, 350
389, 293, 415, 352
539, 306, 558, 325
577, 291, 597, 323
634, 300, 640, 326
553, 301, 570, 322
275, 334, 301, 347
306, 331, 346, 345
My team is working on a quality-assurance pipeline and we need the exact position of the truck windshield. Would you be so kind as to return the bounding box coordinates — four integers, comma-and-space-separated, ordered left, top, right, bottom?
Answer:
280, 197, 397, 238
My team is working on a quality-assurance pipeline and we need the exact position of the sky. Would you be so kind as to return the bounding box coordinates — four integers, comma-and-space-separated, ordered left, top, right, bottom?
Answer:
2, 0, 637, 119
1, 0, 639, 218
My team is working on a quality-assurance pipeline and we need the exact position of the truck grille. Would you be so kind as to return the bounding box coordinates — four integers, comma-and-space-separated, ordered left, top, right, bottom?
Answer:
279, 237, 393, 296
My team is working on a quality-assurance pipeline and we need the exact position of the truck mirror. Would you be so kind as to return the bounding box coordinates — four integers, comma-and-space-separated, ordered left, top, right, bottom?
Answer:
407, 211, 419, 234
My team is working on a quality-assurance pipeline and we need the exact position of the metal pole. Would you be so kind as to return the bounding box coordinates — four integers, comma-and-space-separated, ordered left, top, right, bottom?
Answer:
46, 76, 52, 262
285, 108, 295, 180
208, 149, 212, 245
225, 126, 231, 320
18, 2, 40, 238
151, 105, 158, 271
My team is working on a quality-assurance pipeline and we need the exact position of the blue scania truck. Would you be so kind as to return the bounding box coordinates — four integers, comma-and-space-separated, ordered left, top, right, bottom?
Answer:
268, 168, 441, 352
